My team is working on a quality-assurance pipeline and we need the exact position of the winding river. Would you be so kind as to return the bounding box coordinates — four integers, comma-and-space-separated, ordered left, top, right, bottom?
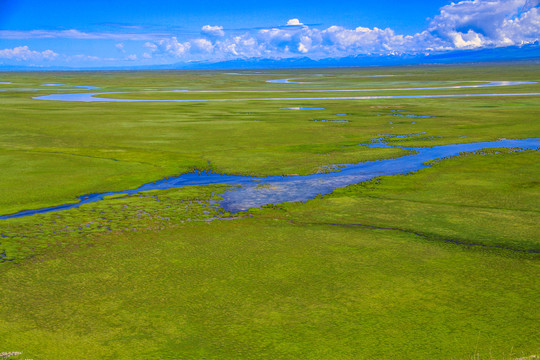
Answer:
1, 137, 538, 220
0, 79, 538, 220
30, 80, 540, 102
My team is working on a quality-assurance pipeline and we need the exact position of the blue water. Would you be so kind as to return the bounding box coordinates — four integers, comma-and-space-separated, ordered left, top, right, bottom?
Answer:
381, 112, 432, 118
31, 80, 539, 103
312, 119, 350, 123
282, 107, 325, 110
266, 78, 299, 84
3, 79, 539, 219
1, 138, 538, 220
35, 91, 540, 103
33, 85, 100, 91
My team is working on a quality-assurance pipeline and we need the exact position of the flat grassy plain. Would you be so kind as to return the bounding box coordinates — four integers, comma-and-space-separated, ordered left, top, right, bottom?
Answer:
0, 64, 539, 359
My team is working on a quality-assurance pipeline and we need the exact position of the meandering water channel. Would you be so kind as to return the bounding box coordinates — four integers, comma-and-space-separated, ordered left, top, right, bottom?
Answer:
0, 79, 538, 220
29, 80, 539, 102
1, 137, 538, 220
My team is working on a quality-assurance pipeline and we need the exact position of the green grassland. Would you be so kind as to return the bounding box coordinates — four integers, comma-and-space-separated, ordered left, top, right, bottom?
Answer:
0, 64, 539, 359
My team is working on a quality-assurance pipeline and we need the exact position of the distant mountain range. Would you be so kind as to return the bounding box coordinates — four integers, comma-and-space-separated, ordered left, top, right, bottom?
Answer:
1, 43, 539, 71
177, 43, 540, 70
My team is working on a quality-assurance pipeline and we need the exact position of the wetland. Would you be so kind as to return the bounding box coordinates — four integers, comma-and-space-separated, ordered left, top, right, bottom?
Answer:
0, 64, 539, 360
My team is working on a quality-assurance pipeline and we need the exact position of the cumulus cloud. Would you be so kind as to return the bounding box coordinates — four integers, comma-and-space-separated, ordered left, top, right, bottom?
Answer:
144, 37, 190, 57
428, 0, 540, 48
191, 38, 214, 53
0, 0, 537, 67
201, 25, 225, 37
125, 0, 540, 62
286, 19, 304, 26
0, 46, 58, 61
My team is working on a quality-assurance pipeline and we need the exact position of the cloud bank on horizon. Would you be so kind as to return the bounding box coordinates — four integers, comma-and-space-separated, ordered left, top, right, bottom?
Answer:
0, 0, 539, 66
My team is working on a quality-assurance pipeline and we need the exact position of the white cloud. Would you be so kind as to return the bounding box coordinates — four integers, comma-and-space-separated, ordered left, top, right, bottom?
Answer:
145, 37, 190, 57
298, 35, 312, 53
321, 26, 402, 53
142, 0, 539, 62
0, 46, 58, 61
0, 29, 168, 41
191, 38, 214, 53
286, 19, 304, 26
427, 0, 540, 48
115, 43, 126, 53
68, 54, 101, 62
126, 54, 138, 61
215, 34, 265, 58
201, 25, 225, 37
28, 0, 533, 64
499, 6, 540, 45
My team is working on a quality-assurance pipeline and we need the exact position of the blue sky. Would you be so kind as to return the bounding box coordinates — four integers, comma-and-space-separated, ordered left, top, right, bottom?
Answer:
0, 0, 538, 68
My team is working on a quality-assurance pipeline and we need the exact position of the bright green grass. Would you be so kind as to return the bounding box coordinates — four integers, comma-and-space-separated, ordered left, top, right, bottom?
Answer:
253, 149, 540, 253
0, 92, 538, 214
0, 217, 538, 359
0, 64, 539, 359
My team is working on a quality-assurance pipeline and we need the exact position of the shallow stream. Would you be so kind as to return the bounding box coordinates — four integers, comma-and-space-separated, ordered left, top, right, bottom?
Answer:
29, 80, 540, 102
1, 137, 538, 219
